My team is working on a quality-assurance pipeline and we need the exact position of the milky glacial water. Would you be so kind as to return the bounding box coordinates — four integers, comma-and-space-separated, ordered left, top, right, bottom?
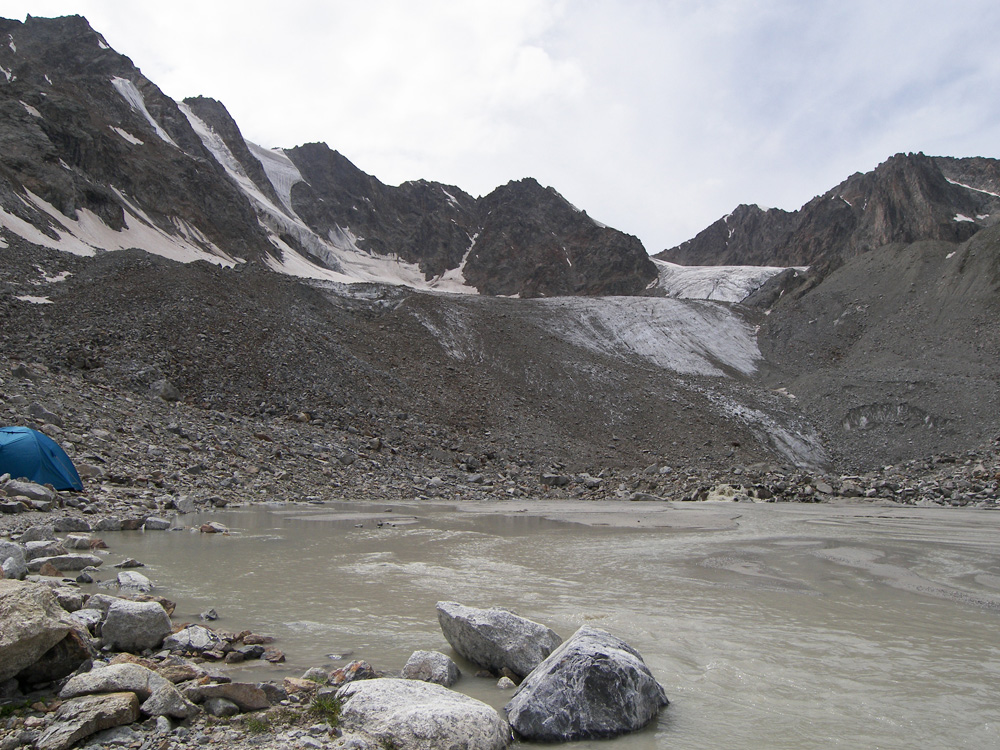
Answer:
95, 501, 1000, 750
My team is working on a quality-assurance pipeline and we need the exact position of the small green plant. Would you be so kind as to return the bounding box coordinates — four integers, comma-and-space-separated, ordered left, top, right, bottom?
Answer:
0, 701, 30, 719
244, 715, 269, 734
309, 694, 342, 727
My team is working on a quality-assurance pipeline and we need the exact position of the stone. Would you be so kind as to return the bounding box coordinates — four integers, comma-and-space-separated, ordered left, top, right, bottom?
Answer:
61, 662, 171, 700
401, 650, 461, 687
184, 682, 270, 712
163, 624, 225, 653
101, 599, 172, 652
66, 607, 103, 633
202, 697, 240, 717
18, 525, 56, 543
140, 682, 200, 719
0, 580, 72, 682
35, 692, 139, 750
82, 593, 124, 616
0, 541, 28, 580
143, 517, 171, 531
436, 601, 562, 678
329, 660, 377, 686
155, 657, 206, 684
503, 626, 668, 742
28, 402, 64, 428
94, 518, 123, 532
117, 570, 154, 593
27, 554, 103, 572
150, 379, 181, 402
52, 586, 86, 612
16, 628, 94, 685
3, 480, 56, 503
63, 535, 94, 550
53, 517, 92, 533
497, 676, 516, 690
337, 678, 512, 750
24, 540, 66, 560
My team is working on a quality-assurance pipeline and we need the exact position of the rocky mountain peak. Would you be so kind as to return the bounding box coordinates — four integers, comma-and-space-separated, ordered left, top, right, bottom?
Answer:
658, 151, 1000, 273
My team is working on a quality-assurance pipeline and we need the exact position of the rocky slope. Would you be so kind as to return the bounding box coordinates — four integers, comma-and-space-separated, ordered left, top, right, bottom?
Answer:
0, 14, 656, 298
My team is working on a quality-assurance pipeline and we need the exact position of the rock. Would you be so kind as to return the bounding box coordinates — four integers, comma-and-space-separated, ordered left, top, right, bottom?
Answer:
199, 608, 218, 621
402, 650, 461, 687
184, 682, 270, 712
18, 525, 56, 542
143, 517, 171, 531
113, 558, 145, 569
436, 601, 562, 678
66, 608, 103, 633
16, 629, 94, 685
82, 593, 123, 616
283, 677, 320, 694
93, 518, 123, 532
0, 580, 72, 682
28, 554, 103, 572
497, 676, 516, 690
337, 678, 512, 750
199, 521, 229, 534
116, 570, 154, 593
3, 480, 56, 503
61, 662, 171, 700
35, 692, 139, 750
28, 402, 64, 428
503, 625, 668, 742
53, 517, 92, 533
155, 657, 207, 684
202, 696, 240, 717
0, 541, 28, 580
52, 586, 86, 612
101, 599, 172, 652
163, 624, 225, 653
329, 660, 378, 686
150, 379, 181, 402
24, 539, 67, 560
63, 535, 94, 550
140, 682, 200, 719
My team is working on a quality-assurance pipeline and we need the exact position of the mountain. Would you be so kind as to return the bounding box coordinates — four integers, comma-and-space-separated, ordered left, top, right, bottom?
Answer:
0, 14, 656, 298
656, 152, 1000, 273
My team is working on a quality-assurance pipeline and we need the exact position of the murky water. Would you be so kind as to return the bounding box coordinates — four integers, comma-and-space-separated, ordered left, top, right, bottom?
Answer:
93, 501, 1000, 749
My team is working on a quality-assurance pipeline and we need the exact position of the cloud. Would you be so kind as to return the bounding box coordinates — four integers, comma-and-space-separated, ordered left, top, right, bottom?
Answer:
5, 0, 1000, 252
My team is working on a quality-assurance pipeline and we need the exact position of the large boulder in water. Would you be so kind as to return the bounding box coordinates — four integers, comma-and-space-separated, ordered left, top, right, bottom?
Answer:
101, 599, 171, 652
436, 601, 561, 678
336, 678, 512, 750
504, 625, 669, 742
0, 580, 72, 681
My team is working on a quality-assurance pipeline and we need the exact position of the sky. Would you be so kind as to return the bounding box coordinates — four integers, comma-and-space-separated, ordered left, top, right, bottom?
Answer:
6, 1, 1000, 252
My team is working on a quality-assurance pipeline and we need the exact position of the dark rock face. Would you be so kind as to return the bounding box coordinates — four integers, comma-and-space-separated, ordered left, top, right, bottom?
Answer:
657, 153, 1000, 272
1, 14, 654, 298
504, 626, 668, 742
466, 178, 657, 297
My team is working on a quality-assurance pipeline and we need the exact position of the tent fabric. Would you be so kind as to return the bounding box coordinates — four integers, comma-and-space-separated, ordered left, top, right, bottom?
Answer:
0, 426, 83, 491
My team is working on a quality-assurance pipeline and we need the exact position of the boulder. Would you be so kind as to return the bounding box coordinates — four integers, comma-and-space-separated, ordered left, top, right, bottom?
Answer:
436, 601, 562, 678
0, 541, 28, 580
16, 628, 94, 685
101, 599, 171, 652
184, 682, 270, 712
3, 480, 55, 503
17, 525, 55, 543
0, 580, 72, 681
143, 517, 171, 531
402, 650, 461, 687
35, 692, 139, 750
503, 626, 668, 742
116, 570, 154, 593
53, 517, 92, 533
24, 540, 67, 560
337, 678, 512, 750
329, 660, 378, 686
27, 554, 103, 572
163, 624, 225, 653
60, 662, 171, 700
140, 682, 200, 719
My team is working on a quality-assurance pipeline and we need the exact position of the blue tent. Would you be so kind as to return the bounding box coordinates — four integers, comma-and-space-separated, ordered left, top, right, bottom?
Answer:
0, 426, 83, 491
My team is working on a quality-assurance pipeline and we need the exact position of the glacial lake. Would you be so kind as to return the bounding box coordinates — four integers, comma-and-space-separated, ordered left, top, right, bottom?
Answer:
93, 500, 1000, 749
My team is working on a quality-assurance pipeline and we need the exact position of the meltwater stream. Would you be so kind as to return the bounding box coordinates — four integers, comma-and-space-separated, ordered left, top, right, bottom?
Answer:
93, 501, 1000, 750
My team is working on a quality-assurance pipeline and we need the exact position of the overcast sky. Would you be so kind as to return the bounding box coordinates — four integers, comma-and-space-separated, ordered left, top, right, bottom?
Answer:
7, 1, 1000, 252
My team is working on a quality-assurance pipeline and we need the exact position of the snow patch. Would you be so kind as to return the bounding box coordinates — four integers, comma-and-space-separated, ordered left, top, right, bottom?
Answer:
0, 188, 235, 265
14, 295, 52, 304
946, 251, 957, 259
534, 296, 761, 377
110, 126, 143, 145
953, 213, 975, 223
1, 66, 12, 83
946, 178, 1000, 200
652, 259, 796, 303
8, 35, 16, 53
441, 188, 460, 207
110, 77, 177, 147
20, 101, 40, 118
